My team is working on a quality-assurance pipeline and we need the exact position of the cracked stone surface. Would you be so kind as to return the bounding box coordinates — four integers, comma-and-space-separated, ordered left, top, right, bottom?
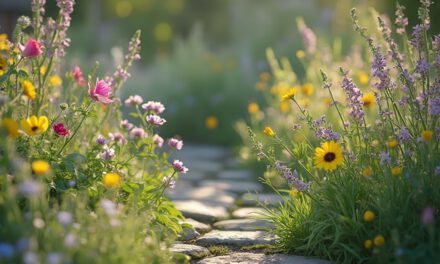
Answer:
213, 219, 274, 231
197, 253, 331, 264
196, 230, 277, 247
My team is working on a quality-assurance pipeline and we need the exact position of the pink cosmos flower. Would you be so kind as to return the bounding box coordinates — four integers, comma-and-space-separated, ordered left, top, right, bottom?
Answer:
120, 119, 134, 130
172, 160, 188, 174
168, 138, 183, 150
53, 122, 70, 137
142, 101, 165, 114
153, 134, 164, 147
72, 66, 86, 87
88, 78, 113, 104
22, 38, 42, 58
146, 115, 166, 126
124, 95, 143, 106
130, 127, 146, 139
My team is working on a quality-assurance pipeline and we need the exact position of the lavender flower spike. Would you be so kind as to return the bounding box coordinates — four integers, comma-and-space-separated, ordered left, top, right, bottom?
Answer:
340, 69, 364, 123
274, 161, 309, 191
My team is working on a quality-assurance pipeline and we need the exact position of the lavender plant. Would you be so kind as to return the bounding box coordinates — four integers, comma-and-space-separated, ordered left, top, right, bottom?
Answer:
243, 1, 439, 262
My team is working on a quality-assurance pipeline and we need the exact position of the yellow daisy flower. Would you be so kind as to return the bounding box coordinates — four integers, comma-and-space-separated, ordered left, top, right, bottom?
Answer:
374, 235, 385, 247
248, 102, 260, 114
363, 210, 375, 222
31, 160, 51, 174
22, 80, 36, 100
387, 138, 398, 148
281, 88, 298, 101
362, 92, 375, 108
391, 166, 402, 176
421, 130, 433, 141
103, 172, 121, 188
362, 167, 372, 177
296, 50, 305, 59
302, 83, 313, 96
314, 141, 344, 171
49, 75, 62, 87
1, 118, 19, 138
21, 115, 49, 136
358, 71, 369, 85
364, 239, 372, 249
263, 126, 275, 137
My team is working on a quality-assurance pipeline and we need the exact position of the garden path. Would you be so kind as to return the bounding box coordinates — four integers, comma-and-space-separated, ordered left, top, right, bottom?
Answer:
167, 145, 330, 264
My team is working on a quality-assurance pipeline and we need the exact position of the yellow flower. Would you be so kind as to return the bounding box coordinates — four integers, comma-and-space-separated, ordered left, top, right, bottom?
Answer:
22, 80, 36, 100
205, 116, 218, 130
289, 189, 299, 198
263, 126, 275, 137
248, 102, 260, 114
387, 138, 398, 148
0, 34, 11, 51
391, 166, 402, 176
302, 83, 313, 96
421, 130, 433, 141
255, 82, 266, 91
296, 50, 305, 59
31, 160, 50, 174
358, 71, 369, 85
371, 140, 380, 147
40, 66, 46, 76
314, 141, 344, 171
49, 75, 62, 87
362, 167, 372, 177
282, 88, 298, 101
21, 115, 49, 136
259, 72, 271, 82
279, 101, 289, 113
362, 92, 375, 108
0, 69, 4, 76
1, 118, 19, 138
373, 235, 385, 247
363, 210, 375, 222
103, 172, 121, 188
271, 82, 289, 95
364, 239, 372, 249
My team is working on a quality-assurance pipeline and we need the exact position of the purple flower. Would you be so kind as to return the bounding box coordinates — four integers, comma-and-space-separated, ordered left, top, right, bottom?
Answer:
429, 97, 440, 116
153, 134, 164, 147
371, 46, 392, 91
292, 124, 301, 130
88, 79, 113, 104
109, 132, 127, 144
395, 4, 408, 34
421, 207, 435, 225
120, 120, 134, 130
435, 166, 440, 175
410, 24, 427, 49
415, 59, 430, 76
146, 115, 166, 126
142, 101, 165, 114
0, 243, 14, 258
124, 95, 143, 106
100, 146, 115, 160
274, 161, 309, 191
57, 211, 73, 226
114, 66, 131, 83
380, 151, 391, 165
130, 127, 146, 139
398, 127, 411, 142
96, 135, 108, 145
19, 180, 42, 198
100, 199, 118, 216
168, 138, 183, 150
172, 160, 188, 174
341, 69, 364, 123
162, 176, 176, 189
54, 0, 75, 57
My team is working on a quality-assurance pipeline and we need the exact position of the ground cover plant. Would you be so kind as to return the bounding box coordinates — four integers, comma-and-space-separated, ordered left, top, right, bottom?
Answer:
243, 1, 440, 262
0, 1, 188, 263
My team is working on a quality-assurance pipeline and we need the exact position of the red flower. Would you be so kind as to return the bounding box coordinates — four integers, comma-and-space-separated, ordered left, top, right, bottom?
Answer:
22, 39, 42, 58
53, 122, 70, 137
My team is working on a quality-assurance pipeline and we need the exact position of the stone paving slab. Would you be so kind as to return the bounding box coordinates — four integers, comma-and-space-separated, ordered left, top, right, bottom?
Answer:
213, 219, 274, 231
196, 230, 277, 247
197, 253, 331, 264
182, 160, 224, 174
178, 228, 200, 241
170, 186, 237, 208
200, 180, 263, 193
180, 218, 212, 233
218, 170, 254, 180
232, 207, 267, 219
174, 200, 229, 223
240, 193, 284, 207
170, 243, 209, 257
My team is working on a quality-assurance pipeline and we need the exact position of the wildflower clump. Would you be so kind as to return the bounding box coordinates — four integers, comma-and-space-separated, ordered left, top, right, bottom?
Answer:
242, 1, 440, 262
0, 2, 185, 263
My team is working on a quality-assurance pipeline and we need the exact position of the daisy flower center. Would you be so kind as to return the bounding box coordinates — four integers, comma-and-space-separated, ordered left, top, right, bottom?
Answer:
31, 126, 39, 131
324, 152, 336, 162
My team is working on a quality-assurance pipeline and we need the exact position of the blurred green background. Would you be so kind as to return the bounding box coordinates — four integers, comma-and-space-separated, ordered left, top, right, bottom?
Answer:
1, 0, 438, 145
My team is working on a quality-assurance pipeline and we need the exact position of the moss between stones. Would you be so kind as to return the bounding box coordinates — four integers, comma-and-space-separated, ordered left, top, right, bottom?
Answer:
240, 244, 282, 254
208, 245, 231, 256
